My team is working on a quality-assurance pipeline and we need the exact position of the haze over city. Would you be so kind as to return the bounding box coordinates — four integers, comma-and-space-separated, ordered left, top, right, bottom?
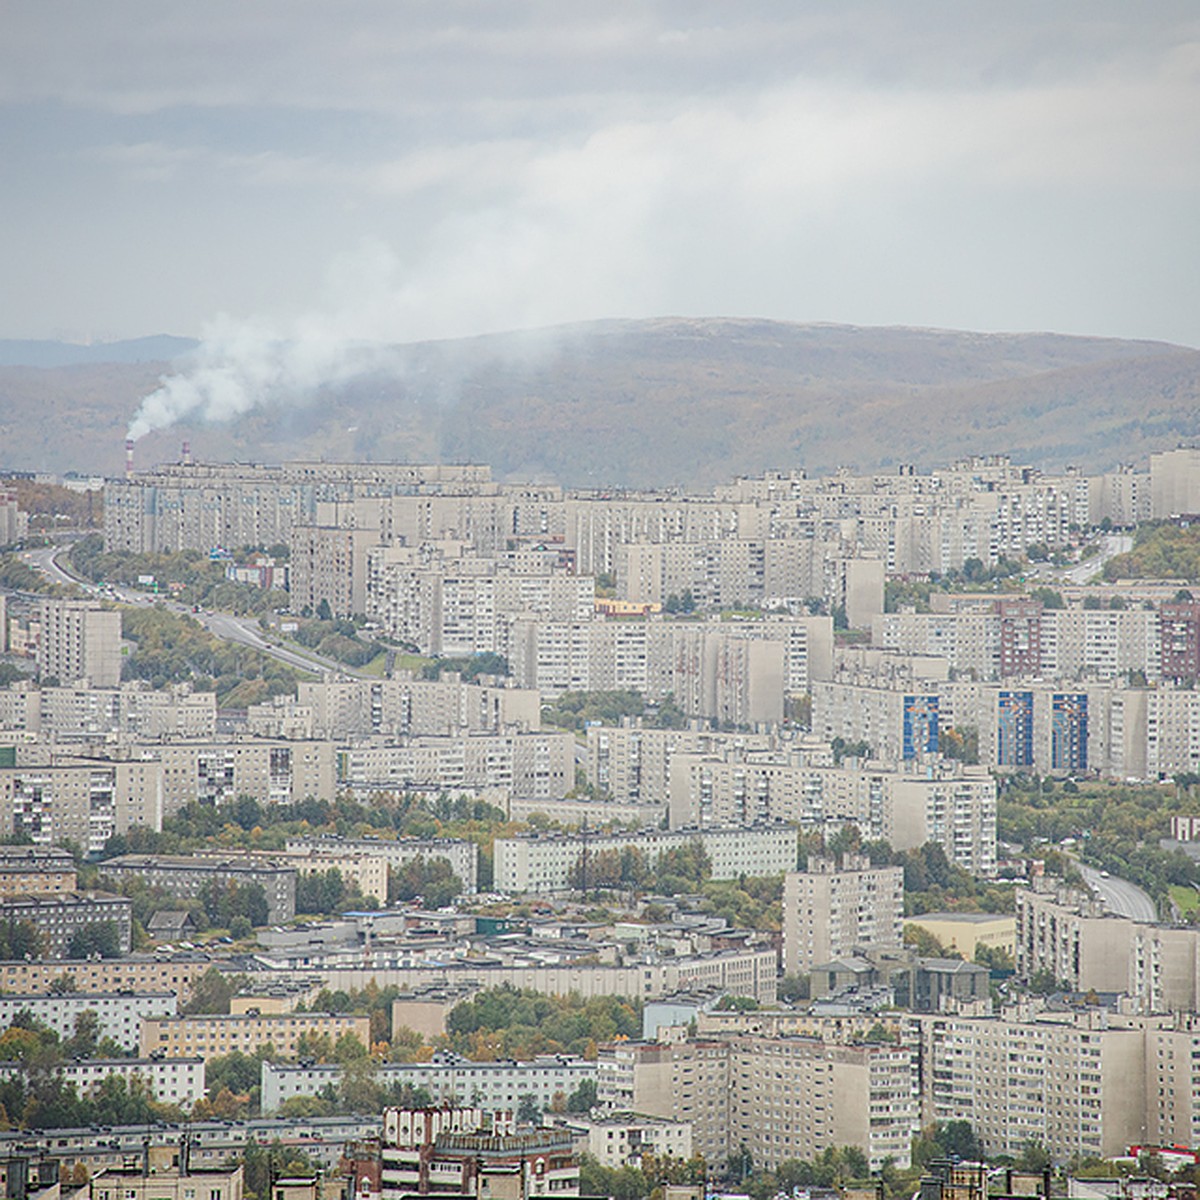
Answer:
10, 4, 1200, 1191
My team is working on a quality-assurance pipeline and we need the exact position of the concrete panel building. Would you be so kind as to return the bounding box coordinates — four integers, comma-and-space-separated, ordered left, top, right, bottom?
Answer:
36, 600, 121, 688
782, 855, 904, 974
0, 890, 133, 958
493, 826, 798, 894
100, 854, 297, 924
140, 1011, 371, 1061
0, 990, 174, 1052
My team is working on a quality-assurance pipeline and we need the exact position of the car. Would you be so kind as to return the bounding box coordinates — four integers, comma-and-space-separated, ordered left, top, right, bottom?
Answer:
1100, 870, 1110, 878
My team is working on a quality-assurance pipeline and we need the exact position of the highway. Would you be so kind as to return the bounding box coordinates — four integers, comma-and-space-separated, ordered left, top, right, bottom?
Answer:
1079, 862, 1158, 922
1028, 532, 1133, 587
15, 539, 360, 679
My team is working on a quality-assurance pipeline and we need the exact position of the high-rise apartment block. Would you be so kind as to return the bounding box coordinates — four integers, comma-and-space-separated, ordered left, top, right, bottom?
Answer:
782, 855, 904, 973
36, 600, 121, 687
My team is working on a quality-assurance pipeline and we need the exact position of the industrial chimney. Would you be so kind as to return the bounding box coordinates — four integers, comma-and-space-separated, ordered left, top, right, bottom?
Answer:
181, 440, 192, 466
125, 438, 135, 479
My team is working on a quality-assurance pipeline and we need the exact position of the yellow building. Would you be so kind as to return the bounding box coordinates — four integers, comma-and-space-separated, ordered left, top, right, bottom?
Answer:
0, 955, 211, 1003
905, 911, 1015, 960
140, 1012, 371, 1061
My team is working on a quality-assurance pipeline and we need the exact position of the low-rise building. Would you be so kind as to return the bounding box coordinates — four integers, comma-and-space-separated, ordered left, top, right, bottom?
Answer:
0, 991, 175, 1052
285, 836, 480, 894
100, 854, 296, 924
0, 846, 77, 896
554, 1112, 692, 1169
0, 890, 133, 958
262, 1053, 595, 1116
140, 1011, 371, 1061
381, 1106, 579, 1200
80, 1164, 243, 1200
0, 1055, 204, 1108
0, 953, 211, 1004
904, 912, 1016, 961
493, 826, 798, 894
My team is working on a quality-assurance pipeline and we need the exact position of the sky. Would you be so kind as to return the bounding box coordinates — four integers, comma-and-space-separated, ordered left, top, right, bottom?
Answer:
4, 1, 1200, 359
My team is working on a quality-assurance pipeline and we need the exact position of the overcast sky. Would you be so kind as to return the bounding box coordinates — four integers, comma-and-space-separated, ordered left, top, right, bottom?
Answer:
4, 1, 1200, 349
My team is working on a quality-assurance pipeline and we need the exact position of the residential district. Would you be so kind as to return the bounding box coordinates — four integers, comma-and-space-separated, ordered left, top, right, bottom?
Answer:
3, 451, 1200, 1200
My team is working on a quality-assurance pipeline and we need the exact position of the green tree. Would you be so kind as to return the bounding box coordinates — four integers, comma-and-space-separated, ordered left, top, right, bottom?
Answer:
567, 1079, 597, 1112
68, 922, 122, 959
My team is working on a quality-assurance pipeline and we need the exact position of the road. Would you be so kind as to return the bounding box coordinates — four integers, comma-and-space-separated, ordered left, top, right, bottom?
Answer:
1079, 863, 1157, 922
17, 540, 360, 679
1029, 533, 1133, 587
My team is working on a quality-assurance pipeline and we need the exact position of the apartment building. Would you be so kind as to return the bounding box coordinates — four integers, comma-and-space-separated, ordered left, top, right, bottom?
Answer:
556, 1112, 692, 1170
0, 1055, 204, 1108
140, 1011, 371, 1061
100, 853, 297, 923
1151, 448, 1200, 519
381, 1106, 579, 1200
1015, 886, 1134, 994
150, 738, 337, 812
273, 677, 541, 739
0, 492, 28, 547
105, 460, 494, 554
285, 835, 479, 893
84, 1164, 244, 1200
0, 953, 211, 1003
667, 751, 996, 875
0, 846, 76, 895
262, 1052, 595, 1115
36, 600, 121, 688
586, 725, 779, 807
597, 1034, 917, 1171
0, 682, 217, 740
596, 1039, 730, 1164
782, 855, 904, 974
253, 945, 778, 1004
0, 990, 175, 1051
0, 752, 162, 852
915, 1006, 1148, 1160
42, 683, 217, 740
339, 731, 574, 801
0, 890, 133, 958
1015, 885, 1200, 1014
492, 826, 798, 894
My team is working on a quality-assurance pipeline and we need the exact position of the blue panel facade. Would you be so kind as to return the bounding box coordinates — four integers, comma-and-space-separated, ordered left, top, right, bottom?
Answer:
997, 690, 1035, 767
902, 694, 940, 760
1051, 693, 1089, 772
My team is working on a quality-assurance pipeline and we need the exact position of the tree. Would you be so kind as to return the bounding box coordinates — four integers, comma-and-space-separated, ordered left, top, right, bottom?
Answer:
0, 920, 42, 960
64, 1010, 100, 1058
338, 1055, 381, 1113
517, 1093, 542, 1125
183, 967, 245, 1015
567, 1079, 597, 1112
68, 922, 121, 959
388, 858, 462, 909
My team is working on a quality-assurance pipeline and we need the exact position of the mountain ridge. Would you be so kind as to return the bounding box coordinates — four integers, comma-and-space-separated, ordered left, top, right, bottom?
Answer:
1, 318, 1197, 486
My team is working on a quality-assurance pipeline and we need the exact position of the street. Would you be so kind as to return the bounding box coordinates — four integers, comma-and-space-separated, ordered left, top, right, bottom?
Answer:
16, 540, 360, 679
1079, 862, 1157, 922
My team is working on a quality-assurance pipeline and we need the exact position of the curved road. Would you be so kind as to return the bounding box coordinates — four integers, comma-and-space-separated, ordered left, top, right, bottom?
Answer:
1079, 863, 1157, 922
17, 541, 362, 679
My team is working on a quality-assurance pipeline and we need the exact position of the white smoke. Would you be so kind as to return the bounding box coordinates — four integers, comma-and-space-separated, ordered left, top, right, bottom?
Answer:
126, 308, 400, 441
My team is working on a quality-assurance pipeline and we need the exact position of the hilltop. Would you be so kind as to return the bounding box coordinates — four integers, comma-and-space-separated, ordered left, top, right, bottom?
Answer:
1, 318, 1197, 485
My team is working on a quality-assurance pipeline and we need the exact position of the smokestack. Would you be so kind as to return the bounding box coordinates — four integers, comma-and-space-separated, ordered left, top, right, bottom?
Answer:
125, 438, 135, 479
181, 440, 192, 466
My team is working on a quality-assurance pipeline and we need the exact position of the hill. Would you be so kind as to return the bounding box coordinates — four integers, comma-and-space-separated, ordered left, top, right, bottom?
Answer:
1, 318, 1197, 486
